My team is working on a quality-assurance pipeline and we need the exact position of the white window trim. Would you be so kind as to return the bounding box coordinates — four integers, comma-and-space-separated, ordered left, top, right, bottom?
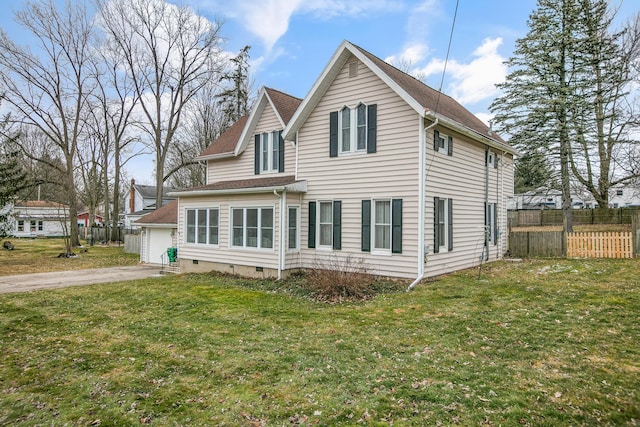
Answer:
372, 199, 392, 255
437, 132, 450, 155
338, 103, 367, 155
317, 200, 334, 249
287, 205, 300, 252
437, 198, 449, 251
260, 131, 280, 173
184, 207, 220, 246
229, 206, 275, 250
487, 150, 496, 167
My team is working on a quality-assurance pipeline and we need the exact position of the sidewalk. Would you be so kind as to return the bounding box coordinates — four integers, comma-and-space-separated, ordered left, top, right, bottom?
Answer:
0, 265, 163, 294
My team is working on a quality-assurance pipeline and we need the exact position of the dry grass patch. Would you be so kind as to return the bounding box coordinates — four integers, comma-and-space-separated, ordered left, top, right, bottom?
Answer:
0, 238, 138, 276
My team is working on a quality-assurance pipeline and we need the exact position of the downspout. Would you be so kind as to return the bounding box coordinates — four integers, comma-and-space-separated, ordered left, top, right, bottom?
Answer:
408, 116, 439, 291
273, 189, 285, 280
484, 149, 490, 261
294, 131, 299, 181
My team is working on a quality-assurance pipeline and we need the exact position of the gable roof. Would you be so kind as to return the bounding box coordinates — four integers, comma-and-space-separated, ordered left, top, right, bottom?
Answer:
15, 200, 68, 209
135, 184, 177, 200
283, 40, 514, 154
135, 199, 178, 226
196, 115, 249, 159
195, 87, 302, 162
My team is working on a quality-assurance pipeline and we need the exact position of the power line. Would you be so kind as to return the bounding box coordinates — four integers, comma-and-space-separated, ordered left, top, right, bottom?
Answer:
434, 0, 460, 115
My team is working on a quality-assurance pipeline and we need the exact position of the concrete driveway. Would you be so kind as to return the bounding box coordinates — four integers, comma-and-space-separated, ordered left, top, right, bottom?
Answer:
0, 265, 164, 294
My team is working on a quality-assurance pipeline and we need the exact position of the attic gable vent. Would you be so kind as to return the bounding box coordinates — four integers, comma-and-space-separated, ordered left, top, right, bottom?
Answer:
348, 61, 358, 78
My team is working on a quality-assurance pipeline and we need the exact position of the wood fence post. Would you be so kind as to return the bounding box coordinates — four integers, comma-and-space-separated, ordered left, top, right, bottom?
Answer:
632, 213, 639, 258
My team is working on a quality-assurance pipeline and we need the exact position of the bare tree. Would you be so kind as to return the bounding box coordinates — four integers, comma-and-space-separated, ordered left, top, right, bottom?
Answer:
88, 40, 142, 240
0, 0, 96, 249
96, 0, 224, 209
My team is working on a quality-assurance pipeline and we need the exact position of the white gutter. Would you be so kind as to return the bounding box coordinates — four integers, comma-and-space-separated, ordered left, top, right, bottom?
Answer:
424, 110, 519, 157
408, 116, 439, 291
169, 181, 307, 198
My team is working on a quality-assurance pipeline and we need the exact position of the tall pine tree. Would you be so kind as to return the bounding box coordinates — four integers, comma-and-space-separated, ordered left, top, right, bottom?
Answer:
491, 0, 640, 228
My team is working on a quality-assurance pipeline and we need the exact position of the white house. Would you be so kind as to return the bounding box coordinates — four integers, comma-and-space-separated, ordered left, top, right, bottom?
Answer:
11, 200, 70, 238
170, 41, 516, 283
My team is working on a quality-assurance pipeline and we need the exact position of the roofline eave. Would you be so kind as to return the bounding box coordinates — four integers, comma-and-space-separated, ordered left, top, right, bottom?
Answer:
169, 180, 307, 198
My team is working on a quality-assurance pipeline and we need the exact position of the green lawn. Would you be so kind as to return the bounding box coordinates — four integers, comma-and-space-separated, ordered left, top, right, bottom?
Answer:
0, 238, 139, 276
1, 258, 638, 426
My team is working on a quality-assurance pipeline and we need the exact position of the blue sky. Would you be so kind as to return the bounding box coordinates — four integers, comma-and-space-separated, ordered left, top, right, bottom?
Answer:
1, 0, 637, 185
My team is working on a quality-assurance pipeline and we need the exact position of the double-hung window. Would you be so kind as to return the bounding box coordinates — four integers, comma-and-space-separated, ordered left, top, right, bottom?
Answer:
308, 200, 341, 250
37, 220, 43, 231
339, 103, 368, 154
288, 206, 299, 250
434, 197, 453, 252
485, 202, 497, 245
361, 199, 403, 253
231, 207, 274, 249
17, 220, 24, 231
330, 104, 376, 156
255, 131, 283, 174
186, 208, 219, 245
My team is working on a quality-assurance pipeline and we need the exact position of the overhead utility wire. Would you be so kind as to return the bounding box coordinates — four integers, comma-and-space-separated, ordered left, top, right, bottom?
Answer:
434, 0, 459, 115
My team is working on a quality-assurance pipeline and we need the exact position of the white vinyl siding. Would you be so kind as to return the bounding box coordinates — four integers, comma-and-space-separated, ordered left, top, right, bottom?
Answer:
296, 55, 420, 278
206, 103, 293, 182
178, 195, 281, 271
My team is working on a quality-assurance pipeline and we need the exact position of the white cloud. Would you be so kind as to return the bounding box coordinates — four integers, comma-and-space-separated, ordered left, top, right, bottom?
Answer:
474, 112, 494, 127
203, 0, 402, 52
397, 37, 506, 106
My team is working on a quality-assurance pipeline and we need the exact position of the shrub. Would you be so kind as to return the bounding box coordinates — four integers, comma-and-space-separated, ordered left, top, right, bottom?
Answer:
305, 254, 381, 302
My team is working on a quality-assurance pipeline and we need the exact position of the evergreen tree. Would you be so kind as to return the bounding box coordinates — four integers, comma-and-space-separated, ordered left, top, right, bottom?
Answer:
0, 129, 28, 239
491, 0, 640, 229
218, 46, 252, 129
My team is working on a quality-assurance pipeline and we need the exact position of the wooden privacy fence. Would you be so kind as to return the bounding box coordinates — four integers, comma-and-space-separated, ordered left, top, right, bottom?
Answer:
566, 231, 633, 259
509, 230, 636, 259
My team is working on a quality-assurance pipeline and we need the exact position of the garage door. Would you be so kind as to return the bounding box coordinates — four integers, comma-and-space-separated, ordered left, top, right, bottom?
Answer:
147, 228, 173, 264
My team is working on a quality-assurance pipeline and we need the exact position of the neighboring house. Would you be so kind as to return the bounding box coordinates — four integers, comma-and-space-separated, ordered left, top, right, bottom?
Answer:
171, 41, 516, 282
11, 200, 70, 238
135, 199, 178, 265
608, 185, 640, 208
77, 211, 104, 228
508, 188, 563, 210
123, 179, 177, 228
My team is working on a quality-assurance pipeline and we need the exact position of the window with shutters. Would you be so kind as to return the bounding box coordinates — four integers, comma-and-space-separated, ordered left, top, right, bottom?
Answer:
231, 207, 273, 249
436, 132, 450, 154
362, 199, 402, 254
309, 200, 341, 250
185, 208, 219, 245
331, 103, 377, 157
259, 131, 280, 173
486, 150, 497, 168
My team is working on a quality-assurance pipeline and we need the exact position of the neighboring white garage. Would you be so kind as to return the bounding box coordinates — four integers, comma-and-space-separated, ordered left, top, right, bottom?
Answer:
135, 200, 178, 267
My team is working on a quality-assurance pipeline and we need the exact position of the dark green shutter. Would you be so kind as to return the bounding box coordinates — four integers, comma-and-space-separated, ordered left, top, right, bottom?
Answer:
278, 131, 285, 172
254, 134, 260, 175
361, 200, 371, 252
308, 202, 316, 248
329, 111, 338, 157
333, 201, 342, 250
447, 198, 453, 251
367, 104, 377, 153
433, 197, 440, 253
493, 203, 498, 245
447, 136, 453, 156
392, 199, 402, 254
433, 130, 439, 151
